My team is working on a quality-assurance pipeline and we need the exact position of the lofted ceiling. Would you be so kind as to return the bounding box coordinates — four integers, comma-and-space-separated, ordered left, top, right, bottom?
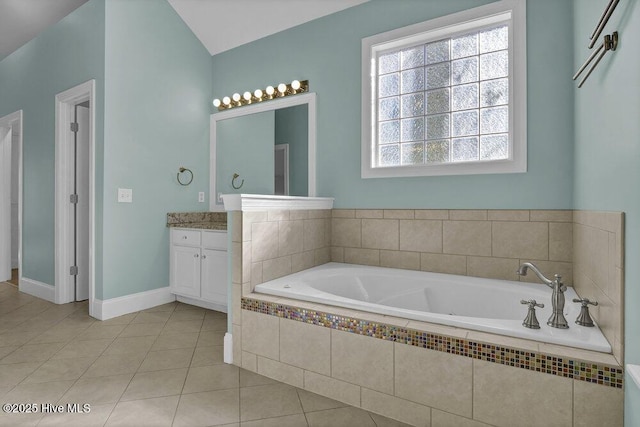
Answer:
0, 0, 368, 62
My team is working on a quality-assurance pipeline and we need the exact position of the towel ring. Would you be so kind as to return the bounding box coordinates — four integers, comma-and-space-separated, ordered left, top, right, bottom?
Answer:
231, 173, 244, 189
177, 167, 193, 186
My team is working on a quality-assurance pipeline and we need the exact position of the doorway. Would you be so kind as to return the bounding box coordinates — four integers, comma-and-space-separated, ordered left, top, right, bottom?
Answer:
54, 80, 95, 310
0, 111, 22, 286
274, 144, 289, 196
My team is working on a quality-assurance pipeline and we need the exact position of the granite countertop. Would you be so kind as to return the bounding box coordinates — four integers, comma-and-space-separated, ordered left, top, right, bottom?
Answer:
166, 211, 227, 230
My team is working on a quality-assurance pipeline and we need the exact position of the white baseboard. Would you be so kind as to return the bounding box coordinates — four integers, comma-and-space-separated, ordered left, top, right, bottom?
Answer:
19, 277, 55, 303
92, 286, 176, 321
176, 295, 227, 313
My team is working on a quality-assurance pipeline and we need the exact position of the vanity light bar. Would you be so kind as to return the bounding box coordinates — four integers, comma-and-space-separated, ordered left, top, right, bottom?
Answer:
212, 80, 309, 111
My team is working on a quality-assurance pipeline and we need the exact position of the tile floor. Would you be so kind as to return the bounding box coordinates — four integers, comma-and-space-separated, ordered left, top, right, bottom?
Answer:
0, 282, 410, 427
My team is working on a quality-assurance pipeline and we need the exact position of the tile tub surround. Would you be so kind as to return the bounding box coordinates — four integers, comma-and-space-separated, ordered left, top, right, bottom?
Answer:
330, 209, 574, 284
229, 208, 625, 425
573, 211, 625, 364
240, 299, 623, 427
166, 211, 227, 230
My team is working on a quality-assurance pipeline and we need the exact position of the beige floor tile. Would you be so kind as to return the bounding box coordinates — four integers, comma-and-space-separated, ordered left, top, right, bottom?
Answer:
118, 322, 164, 338
59, 373, 133, 405
305, 407, 376, 427
51, 338, 112, 360
142, 302, 177, 313
138, 348, 194, 372
0, 410, 43, 426
190, 345, 224, 367
0, 331, 41, 347
105, 395, 179, 427
104, 335, 156, 356
2, 379, 74, 403
82, 353, 146, 378
239, 370, 277, 388
196, 330, 225, 347
38, 403, 115, 427
0, 362, 41, 388
131, 311, 172, 324
77, 324, 126, 341
161, 319, 204, 334
241, 413, 308, 427
369, 412, 416, 427
201, 316, 227, 331
28, 326, 89, 344
169, 310, 206, 322
0, 346, 17, 359
120, 368, 188, 401
183, 364, 239, 393
0, 342, 65, 364
174, 303, 205, 312
240, 383, 303, 422
100, 313, 137, 325
296, 389, 349, 413
23, 357, 94, 383
173, 389, 239, 427
151, 332, 199, 351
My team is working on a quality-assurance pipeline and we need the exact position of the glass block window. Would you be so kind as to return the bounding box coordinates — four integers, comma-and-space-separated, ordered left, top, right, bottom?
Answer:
362, 1, 526, 178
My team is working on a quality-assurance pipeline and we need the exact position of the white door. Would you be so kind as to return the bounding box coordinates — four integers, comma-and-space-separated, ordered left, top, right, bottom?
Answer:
74, 105, 90, 301
0, 126, 11, 282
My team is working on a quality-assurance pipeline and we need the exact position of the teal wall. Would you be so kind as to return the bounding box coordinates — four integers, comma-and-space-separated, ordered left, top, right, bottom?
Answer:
0, 0, 105, 286
101, 0, 212, 299
211, 0, 575, 209
572, 1, 640, 425
275, 105, 308, 196
216, 111, 275, 199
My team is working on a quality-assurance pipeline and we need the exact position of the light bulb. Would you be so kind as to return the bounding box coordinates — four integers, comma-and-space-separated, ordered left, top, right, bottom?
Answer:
291, 80, 301, 90
266, 86, 275, 95
222, 96, 231, 105
254, 89, 263, 98
243, 91, 252, 101
277, 83, 287, 93
213, 99, 221, 107
232, 93, 241, 102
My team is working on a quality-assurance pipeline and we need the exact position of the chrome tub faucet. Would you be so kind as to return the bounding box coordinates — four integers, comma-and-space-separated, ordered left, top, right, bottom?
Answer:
517, 262, 569, 329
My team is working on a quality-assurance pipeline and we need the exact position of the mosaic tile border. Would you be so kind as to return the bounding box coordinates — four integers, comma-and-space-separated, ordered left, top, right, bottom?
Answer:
242, 297, 623, 389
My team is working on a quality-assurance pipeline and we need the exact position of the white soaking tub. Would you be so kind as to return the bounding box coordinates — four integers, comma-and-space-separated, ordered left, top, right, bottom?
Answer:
255, 263, 612, 353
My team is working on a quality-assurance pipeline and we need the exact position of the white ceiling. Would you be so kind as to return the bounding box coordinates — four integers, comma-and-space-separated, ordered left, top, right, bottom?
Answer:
167, 0, 369, 55
0, 0, 368, 62
0, 0, 89, 61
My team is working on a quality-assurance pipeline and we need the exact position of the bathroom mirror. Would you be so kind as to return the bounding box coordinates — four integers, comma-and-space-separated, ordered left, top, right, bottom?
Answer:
209, 93, 316, 211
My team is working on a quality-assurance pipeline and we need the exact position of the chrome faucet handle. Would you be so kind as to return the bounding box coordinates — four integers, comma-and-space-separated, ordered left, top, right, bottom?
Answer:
554, 274, 567, 292
520, 299, 544, 329
573, 298, 598, 327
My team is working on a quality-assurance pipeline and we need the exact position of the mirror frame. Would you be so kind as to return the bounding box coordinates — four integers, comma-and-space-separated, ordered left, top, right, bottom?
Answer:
209, 92, 317, 211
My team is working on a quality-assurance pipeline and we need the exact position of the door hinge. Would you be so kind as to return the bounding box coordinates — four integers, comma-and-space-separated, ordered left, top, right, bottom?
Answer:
70, 194, 78, 204
70, 265, 78, 276
70, 122, 79, 133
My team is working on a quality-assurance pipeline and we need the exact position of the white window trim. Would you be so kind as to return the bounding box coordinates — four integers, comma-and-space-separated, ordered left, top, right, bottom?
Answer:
361, 0, 527, 178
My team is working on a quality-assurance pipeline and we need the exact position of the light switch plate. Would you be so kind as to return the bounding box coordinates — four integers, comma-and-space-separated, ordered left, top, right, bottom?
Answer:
118, 188, 133, 203
198, 192, 205, 203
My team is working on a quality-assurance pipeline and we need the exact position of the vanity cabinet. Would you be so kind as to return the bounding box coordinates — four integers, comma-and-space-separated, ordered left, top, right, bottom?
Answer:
170, 228, 227, 311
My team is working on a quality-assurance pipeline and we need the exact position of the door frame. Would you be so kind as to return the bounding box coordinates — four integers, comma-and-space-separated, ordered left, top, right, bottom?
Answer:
0, 110, 22, 284
54, 80, 95, 312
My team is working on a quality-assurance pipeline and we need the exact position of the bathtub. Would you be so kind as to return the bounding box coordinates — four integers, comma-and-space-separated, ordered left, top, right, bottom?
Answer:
254, 263, 612, 353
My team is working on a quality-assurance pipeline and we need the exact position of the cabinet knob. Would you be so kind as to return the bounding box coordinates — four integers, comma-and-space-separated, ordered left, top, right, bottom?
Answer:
194, 254, 199, 258
202, 255, 207, 259
182, 236, 188, 240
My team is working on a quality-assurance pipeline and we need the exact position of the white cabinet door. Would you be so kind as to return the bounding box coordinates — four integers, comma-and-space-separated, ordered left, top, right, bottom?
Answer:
170, 245, 201, 298
200, 248, 227, 304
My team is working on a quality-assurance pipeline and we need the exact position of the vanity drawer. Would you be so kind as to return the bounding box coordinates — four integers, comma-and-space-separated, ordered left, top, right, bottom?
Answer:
171, 229, 201, 246
202, 231, 227, 250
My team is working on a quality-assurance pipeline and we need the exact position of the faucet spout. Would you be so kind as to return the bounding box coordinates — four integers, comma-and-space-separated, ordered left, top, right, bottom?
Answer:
517, 262, 569, 329
517, 262, 553, 287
